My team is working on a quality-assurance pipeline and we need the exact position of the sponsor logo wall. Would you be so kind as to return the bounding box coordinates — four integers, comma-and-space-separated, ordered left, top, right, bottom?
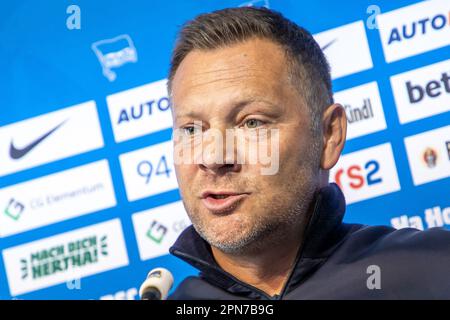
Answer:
0, 160, 116, 237
2, 219, 128, 296
0, 0, 448, 299
132, 201, 191, 261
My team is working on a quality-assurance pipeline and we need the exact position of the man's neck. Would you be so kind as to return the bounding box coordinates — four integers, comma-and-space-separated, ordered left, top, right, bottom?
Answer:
211, 222, 308, 297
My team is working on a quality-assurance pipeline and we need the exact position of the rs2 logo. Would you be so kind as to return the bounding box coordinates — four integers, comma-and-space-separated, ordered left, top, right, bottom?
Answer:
334, 160, 382, 190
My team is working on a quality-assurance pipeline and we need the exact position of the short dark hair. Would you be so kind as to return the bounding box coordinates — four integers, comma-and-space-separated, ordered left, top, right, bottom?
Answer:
167, 7, 333, 136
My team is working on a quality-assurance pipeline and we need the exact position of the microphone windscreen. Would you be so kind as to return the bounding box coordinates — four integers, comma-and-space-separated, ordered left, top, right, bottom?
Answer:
139, 268, 174, 300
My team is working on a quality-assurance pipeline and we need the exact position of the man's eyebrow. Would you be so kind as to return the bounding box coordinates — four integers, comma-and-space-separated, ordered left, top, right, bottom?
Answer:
175, 99, 278, 120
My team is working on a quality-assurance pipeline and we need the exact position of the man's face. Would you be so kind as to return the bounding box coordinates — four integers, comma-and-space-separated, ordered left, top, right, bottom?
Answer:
171, 38, 321, 254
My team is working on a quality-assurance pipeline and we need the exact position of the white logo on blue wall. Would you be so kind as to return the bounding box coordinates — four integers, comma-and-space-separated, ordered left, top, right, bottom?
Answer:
92, 34, 138, 82
239, 0, 269, 8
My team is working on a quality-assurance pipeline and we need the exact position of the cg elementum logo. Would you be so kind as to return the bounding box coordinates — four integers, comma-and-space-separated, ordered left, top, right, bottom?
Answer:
4, 198, 25, 221
146, 220, 168, 244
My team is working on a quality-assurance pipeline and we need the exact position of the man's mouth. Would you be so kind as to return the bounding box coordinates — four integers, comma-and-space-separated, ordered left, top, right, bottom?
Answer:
209, 194, 229, 199
200, 191, 249, 213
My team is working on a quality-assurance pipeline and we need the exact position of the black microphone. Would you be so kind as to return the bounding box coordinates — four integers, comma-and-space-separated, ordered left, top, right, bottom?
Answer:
139, 268, 174, 300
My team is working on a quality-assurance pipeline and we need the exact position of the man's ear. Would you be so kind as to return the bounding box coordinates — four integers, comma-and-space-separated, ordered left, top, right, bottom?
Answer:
320, 103, 347, 170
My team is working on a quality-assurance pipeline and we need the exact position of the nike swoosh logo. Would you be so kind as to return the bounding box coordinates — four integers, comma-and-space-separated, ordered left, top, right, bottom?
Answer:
321, 38, 337, 51
9, 119, 68, 160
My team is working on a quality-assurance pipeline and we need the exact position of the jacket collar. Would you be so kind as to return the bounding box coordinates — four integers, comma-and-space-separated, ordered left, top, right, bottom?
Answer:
169, 183, 350, 299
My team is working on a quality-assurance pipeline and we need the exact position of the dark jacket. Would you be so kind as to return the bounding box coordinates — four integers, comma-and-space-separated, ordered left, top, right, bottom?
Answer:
168, 183, 450, 299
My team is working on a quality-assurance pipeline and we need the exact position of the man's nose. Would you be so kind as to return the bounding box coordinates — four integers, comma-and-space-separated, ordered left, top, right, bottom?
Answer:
198, 128, 241, 174
199, 154, 241, 174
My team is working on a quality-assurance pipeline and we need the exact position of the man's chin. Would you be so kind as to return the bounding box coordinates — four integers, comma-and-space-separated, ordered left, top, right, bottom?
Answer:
200, 208, 251, 231
197, 220, 251, 244
207, 236, 254, 255
207, 232, 267, 255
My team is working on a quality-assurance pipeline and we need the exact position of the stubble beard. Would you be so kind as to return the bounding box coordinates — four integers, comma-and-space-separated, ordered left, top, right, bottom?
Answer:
184, 165, 318, 256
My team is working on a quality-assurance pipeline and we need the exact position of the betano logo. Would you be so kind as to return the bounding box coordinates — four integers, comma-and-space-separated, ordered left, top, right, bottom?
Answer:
377, 0, 450, 62
390, 59, 450, 124
406, 71, 450, 104
330, 143, 401, 204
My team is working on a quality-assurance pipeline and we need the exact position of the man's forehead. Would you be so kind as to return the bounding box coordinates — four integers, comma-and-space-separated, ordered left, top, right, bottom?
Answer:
174, 62, 262, 96
171, 38, 290, 94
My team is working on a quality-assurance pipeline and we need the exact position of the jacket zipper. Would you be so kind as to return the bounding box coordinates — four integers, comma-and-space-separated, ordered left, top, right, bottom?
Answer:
277, 192, 323, 300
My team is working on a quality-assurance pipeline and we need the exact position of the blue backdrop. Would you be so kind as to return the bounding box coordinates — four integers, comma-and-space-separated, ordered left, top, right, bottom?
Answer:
0, 0, 448, 299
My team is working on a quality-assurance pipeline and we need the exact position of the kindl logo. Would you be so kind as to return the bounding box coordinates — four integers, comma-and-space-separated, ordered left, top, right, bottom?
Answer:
344, 98, 374, 124
406, 71, 450, 103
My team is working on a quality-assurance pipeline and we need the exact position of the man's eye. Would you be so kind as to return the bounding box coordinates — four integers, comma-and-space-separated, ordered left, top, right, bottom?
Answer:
183, 126, 200, 136
244, 119, 264, 129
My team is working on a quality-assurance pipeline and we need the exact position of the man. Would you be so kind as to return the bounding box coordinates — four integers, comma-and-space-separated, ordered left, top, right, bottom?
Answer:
166, 7, 450, 299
